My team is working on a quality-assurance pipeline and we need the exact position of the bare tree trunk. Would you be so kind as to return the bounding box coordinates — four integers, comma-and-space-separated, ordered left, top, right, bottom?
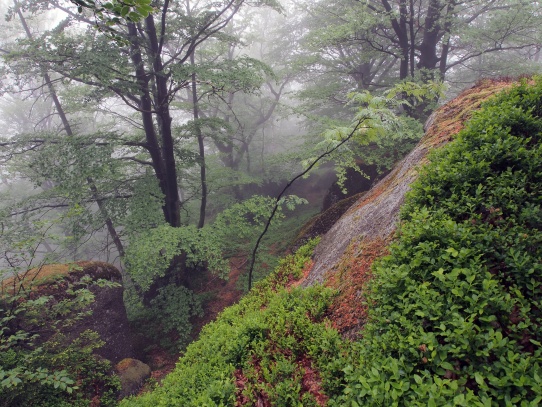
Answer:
189, 52, 208, 229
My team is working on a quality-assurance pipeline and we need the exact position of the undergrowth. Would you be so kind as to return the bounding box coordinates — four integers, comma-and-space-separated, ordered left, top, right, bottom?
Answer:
336, 77, 542, 405
0, 275, 120, 407
123, 77, 542, 406
121, 238, 349, 407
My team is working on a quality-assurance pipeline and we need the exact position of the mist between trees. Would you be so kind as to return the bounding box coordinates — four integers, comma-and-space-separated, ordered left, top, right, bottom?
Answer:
0, 0, 541, 339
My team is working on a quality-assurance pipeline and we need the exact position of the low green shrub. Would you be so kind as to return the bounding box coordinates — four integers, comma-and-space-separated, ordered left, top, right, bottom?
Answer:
122, 238, 349, 407
126, 284, 204, 351
336, 77, 542, 405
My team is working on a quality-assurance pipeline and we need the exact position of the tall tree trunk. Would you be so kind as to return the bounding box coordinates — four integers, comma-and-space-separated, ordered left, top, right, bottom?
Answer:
189, 52, 207, 229
145, 14, 182, 228
128, 15, 188, 302
408, 0, 416, 77
127, 22, 181, 228
409, 0, 445, 120
417, 0, 442, 73
398, 0, 410, 79
439, 0, 456, 80
381, 0, 410, 79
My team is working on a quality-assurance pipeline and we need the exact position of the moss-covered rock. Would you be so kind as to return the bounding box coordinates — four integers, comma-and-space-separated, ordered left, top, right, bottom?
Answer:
116, 358, 152, 398
2, 261, 135, 364
1, 262, 128, 406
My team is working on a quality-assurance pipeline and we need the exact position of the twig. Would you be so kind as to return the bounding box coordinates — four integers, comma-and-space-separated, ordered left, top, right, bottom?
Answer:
247, 118, 367, 289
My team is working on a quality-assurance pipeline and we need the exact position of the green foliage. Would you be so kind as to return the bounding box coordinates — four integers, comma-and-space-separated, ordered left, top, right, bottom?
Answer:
124, 194, 310, 349
209, 194, 307, 287
127, 284, 203, 351
125, 194, 307, 293
125, 224, 229, 291
0, 277, 120, 407
121, 238, 348, 407
305, 80, 443, 191
123, 173, 165, 234
337, 77, 542, 405
182, 57, 275, 94
69, 0, 155, 24
211, 195, 304, 253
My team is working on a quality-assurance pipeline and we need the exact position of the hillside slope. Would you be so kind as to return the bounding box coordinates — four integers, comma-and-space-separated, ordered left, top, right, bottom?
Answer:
122, 77, 542, 406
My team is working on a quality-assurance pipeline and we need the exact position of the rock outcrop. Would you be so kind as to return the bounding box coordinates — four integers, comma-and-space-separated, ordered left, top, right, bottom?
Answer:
116, 358, 152, 398
300, 79, 517, 335
2, 261, 135, 363
304, 79, 517, 286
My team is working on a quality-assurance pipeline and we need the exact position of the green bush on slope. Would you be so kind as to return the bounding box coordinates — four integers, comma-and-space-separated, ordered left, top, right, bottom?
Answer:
123, 78, 542, 407
338, 77, 542, 406
0, 278, 120, 407
122, 238, 348, 407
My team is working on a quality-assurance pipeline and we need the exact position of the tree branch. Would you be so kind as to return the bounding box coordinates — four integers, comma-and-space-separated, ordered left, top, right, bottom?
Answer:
247, 117, 368, 289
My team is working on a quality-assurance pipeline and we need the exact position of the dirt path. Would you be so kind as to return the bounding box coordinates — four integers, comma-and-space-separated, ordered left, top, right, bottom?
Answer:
191, 259, 246, 339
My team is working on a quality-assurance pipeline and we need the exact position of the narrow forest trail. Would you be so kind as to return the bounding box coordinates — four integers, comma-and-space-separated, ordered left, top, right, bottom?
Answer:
191, 259, 246, 338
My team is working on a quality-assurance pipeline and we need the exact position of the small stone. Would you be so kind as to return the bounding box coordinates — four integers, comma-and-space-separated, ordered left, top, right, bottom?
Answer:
115, 358, 152, 398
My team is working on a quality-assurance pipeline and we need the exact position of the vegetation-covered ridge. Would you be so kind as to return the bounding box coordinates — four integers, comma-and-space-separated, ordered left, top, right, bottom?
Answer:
1, 262, 124, 407
123, 76, 542, 406
306, 78, 517, 290
309, 78, 518, 339
1, 261, 121, 293
338, 76, 542, 405
121, 238, 350, 406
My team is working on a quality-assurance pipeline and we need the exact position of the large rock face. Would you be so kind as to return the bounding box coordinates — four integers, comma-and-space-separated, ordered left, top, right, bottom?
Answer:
70, 262, 135, 363
3, 261, 135, 363
300, 79, 517, 335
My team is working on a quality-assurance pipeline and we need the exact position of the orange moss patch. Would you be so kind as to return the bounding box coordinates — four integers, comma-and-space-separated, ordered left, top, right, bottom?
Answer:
299, 356, 328, 406
289, 260, 314, 288
422, 78, 517, 149
1, 261, 120, 295
116, 358, 139, 373
325, 238, 390, 338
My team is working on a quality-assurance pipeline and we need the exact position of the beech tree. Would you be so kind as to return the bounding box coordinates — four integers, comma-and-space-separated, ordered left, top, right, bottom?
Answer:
0, 0, 279, 292
366, 0, 541, 80
296, 0, 542, 118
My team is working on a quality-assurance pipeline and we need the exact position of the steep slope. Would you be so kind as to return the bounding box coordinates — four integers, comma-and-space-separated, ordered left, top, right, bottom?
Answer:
336, 76, 542, 405
121, 76, 542, 406
305, 78, 516, 337
306, 78, 516, 284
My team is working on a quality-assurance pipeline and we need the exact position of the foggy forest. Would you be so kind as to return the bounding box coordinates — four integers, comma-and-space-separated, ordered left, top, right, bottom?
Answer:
1, 0, 542, 405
